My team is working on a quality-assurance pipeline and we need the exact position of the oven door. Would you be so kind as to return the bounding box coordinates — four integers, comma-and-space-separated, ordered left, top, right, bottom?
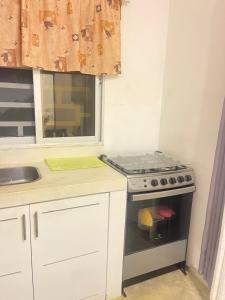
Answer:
123, 185, 195, 282
125, 185, 195, 256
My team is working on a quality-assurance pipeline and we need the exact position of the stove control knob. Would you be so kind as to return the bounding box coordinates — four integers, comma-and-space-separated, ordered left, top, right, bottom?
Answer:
160, 178, 168, 185
151, 179, 159, 187
169, 177, 176, 184
177, 176, 185, 183
185, 175, 192, 182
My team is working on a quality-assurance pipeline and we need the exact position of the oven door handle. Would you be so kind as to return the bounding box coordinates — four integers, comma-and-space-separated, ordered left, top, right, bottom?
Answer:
131, 186, 196, 202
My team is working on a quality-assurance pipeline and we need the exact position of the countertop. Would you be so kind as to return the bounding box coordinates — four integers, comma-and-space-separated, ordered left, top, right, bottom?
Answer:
0, 162, 127, 209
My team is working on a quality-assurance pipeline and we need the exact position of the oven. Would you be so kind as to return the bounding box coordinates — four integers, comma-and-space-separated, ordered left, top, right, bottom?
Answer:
123, 185, 195, 285
100, 152, 195, 286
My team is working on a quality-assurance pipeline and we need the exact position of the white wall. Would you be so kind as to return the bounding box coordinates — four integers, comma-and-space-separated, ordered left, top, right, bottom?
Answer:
103, 0, 170, 154
0, 1, 170, 164
159, 0, 225, 270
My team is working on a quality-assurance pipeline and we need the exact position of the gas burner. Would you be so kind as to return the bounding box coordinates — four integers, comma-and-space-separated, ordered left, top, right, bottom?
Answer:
100, 152, 194, 193
102, 152, 187, 175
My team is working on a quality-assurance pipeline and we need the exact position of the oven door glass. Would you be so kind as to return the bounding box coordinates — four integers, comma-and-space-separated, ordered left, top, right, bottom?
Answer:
125, 192, 193, 255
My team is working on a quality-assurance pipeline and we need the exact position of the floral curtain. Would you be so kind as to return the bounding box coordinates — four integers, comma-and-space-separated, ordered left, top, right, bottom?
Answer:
0, 1, 21, 68
0, 0, 121, 75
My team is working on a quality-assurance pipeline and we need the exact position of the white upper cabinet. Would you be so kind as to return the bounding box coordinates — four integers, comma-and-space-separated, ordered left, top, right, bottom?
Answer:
0, 205, 33, 300
30, 193, 109, 300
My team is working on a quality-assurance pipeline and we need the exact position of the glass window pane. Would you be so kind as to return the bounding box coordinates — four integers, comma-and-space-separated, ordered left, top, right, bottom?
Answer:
0, 68, 35, 139
0, 108, 35, 122
125, 194, 192, 255
41, 71, 95, 138
23, 126, 35, 136
0, 127, 18, 137
0, 68, 33, 84
0, 88, 33, 103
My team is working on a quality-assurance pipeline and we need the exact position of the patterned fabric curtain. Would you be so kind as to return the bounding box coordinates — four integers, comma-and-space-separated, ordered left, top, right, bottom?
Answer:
0, 2, 21, 68
0, 0, 121, 75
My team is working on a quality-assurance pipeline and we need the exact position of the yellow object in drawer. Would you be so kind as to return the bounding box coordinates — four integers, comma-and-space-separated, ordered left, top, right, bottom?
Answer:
45, 156, 105, 171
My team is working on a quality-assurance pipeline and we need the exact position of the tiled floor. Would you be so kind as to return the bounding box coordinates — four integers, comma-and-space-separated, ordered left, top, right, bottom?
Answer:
117, 270, 203, 300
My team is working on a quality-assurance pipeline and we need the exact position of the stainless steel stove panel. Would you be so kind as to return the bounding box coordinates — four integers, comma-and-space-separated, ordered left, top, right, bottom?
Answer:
127, 170, 194, 193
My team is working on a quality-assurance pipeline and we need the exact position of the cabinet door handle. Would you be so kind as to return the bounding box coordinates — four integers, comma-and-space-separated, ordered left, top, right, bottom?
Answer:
22, 214, 26, 241
34, 212, 39, 238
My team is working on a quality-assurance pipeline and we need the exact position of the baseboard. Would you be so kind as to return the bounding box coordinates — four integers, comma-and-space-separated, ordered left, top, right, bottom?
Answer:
188, 266, 210, 300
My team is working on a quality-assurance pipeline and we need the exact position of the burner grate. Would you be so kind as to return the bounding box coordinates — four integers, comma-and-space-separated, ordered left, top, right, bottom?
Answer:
106, 153, 186, 175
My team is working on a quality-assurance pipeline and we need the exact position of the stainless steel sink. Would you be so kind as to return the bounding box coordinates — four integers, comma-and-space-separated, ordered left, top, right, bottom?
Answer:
0, 166, 41, 186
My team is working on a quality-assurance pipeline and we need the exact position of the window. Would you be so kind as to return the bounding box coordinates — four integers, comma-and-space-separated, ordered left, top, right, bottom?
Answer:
0, 68, 102, 145
0, 68, 35, 144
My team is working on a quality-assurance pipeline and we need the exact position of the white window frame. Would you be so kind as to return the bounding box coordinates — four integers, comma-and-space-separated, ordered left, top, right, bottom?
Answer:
33, 69, 102, 145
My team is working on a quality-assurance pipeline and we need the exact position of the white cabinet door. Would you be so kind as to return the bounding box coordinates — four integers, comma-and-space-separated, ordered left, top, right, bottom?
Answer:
30, 193, 109, 300
0, 205, 33, 300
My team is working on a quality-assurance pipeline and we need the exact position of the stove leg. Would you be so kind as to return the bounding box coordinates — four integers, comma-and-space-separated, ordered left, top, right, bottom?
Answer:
180, 262, 188, 275
122, 288, 127, 297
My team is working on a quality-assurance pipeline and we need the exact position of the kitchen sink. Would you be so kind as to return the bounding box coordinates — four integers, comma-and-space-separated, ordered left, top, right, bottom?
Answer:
0, 166, 41, 186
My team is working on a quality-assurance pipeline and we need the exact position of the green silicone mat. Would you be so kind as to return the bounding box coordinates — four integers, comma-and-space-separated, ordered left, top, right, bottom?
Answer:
45, 156, 105, 171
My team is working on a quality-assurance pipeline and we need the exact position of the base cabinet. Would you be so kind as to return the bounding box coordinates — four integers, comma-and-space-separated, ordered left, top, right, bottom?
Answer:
0, 206, 33, 300
30, 194, 109, 300
0, 191, 126, 300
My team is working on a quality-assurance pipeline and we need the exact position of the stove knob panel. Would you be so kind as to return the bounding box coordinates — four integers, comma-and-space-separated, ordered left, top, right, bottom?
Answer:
160, 178, 168, 185
177, 176, 185, 183
169, 177, 176, 184
185, 175, 192, 182
151, 179, 159, 187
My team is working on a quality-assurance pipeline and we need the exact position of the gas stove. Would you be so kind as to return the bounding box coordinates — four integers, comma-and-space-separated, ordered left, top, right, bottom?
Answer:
101, 151, 195, 284
100, 152, 195, 193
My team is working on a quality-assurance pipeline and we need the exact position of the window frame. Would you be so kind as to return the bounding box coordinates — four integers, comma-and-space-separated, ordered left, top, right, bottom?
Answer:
33, 69, 103, 145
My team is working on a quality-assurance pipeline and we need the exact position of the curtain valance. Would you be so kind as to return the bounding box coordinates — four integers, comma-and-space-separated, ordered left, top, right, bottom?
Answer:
0, 0, 121, 75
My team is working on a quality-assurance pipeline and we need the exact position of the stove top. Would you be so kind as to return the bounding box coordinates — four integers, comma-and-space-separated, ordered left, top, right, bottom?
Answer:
100, 152, 195, 193
101, 152, 186, 175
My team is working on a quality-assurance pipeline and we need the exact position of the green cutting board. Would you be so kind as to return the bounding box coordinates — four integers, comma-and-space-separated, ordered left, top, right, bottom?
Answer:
45, 156, 105, 171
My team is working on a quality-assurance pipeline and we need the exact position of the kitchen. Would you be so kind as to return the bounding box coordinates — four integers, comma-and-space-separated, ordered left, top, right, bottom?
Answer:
0, 1, 225, 300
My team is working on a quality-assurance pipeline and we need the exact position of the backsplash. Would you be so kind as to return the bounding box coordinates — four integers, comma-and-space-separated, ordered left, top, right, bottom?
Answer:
0, 144, 104, 165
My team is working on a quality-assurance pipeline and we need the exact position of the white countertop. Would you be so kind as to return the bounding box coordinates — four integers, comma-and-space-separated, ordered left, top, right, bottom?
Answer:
0, 162, 127, 209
